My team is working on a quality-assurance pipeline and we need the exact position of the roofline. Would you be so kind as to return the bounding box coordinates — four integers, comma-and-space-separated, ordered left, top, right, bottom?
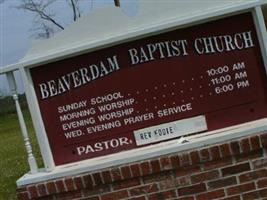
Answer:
1, 0, 266, 75
0, 63, 21, 74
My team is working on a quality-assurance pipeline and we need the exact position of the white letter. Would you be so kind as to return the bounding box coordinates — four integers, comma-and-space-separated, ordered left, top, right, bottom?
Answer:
77, 146, 85, 155
89, 64, 100, 80
147, 44, 157, 60
47, 80, 58, 97
71, 71, 82, 88
194, 38, 204, 54
39, 83, 50, 99
179, 40, 189, 56
107, 55, 120, 71
242, 31, 254, 48
234, 33, 244, 50
128, 48, 139, 65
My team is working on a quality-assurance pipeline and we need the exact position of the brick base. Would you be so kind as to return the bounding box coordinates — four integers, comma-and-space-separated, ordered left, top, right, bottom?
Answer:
17, 132, 267, 200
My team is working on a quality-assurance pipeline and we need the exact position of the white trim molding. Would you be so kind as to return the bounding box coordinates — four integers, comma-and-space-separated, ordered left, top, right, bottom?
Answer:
17, 117, 267, 186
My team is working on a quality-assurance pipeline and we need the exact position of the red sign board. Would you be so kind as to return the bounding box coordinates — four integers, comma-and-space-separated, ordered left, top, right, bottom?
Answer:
30, 13, 267, 165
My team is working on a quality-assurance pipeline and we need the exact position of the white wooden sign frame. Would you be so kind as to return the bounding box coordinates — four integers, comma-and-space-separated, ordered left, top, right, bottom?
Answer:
15, 2, 267, 183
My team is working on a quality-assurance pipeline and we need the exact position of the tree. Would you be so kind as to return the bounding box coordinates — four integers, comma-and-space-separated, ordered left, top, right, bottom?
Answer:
16, 0, 85, 38
16, 0, 120, 39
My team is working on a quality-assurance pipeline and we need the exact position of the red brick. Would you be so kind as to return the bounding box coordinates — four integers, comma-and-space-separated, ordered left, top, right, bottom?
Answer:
196, 189, 225, 200
34, 195, 52, 200
230, 141, 241, 155
84, 196, 100, 200
210, 146, 220, 160
64, 178, 75, 191
17, 187, 28, 193
37, 184, 47, 197
176, 166, 201, 177
150, 159, 161, 173
253, 157, 267, 169
113, 178, 140, 190
227, 182, 255, 195
179, 153, 191, 167
170, 155, 180, 168
46, 181, 57, 194
130, 164, 141, 178
83, 174, 94, 189
178, 183, 206, 196
130, 183, 158, 196
221, 162, 250, 176
28, 185, 39, 198
121, 166, 132, 179
158, 178, 177, 190
74, 176, 84, 190
176, 197, 195, 200
160, 157, 172, 170
17, 192, 30, 200
191, 170, 220, 184
260, 133, 267, 148
111, 168, 122, 181
101, 170, 112, 184
220, 195, 241, 200
159, 176, 190, 190
242, 188, 267, 200
250, 135, 261, 150
190, 151, 200, 165
92, 172, 103, 185
140, 161, 151, 176
55, 180, 66, 193
148, 189, 177, 200
178, 177, 191, 186
260, 189, 267, 197
240, 138, 251, 153
83, 184, 110, 196
208, 176, 237, 189
203, 158, 232, 170
235, 149, 263, 163
220, 144, 231, 158
258, 178, 267, 188
55, 190, 82, 200
239, 169, 267, 183
143, 170, 173, 184
199, 148, 211, 162
101, 190, 128, 200
128, 196, 146, 200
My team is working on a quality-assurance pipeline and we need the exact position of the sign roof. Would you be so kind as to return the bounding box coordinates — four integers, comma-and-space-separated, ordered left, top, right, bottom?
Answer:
0, 0, 266, 74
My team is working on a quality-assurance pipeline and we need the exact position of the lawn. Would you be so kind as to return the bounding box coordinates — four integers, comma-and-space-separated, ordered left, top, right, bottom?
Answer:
0, 110, 43, 200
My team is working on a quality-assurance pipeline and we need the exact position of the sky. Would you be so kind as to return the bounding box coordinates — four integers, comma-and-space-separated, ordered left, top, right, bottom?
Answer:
0, 0, 138, 95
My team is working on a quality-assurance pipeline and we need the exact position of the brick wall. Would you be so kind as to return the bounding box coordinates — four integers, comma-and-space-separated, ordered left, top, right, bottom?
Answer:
17, 132, 267, 200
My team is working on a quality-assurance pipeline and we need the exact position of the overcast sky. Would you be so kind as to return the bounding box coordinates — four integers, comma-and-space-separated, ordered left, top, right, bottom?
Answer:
0, 0, 137, 95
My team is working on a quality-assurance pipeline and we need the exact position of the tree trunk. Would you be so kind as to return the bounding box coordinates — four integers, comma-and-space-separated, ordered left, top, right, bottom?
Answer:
114, 0, 120, 7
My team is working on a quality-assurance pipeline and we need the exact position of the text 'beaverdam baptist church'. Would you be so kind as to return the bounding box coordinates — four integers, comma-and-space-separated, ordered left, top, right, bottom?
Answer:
39, 31, 254, 99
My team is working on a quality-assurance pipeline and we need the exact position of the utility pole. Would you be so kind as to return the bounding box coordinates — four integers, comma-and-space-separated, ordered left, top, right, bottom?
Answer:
114, 0, 120, 7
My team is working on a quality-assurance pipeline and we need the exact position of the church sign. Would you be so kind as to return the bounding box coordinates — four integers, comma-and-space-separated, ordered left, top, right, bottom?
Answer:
30, 13, 267, 165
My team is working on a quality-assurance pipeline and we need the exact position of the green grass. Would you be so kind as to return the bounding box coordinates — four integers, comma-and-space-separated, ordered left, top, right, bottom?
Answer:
0, 110, 43, 200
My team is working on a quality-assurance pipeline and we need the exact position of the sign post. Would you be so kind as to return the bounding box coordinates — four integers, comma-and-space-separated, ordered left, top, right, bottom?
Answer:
6, 72, 38, 174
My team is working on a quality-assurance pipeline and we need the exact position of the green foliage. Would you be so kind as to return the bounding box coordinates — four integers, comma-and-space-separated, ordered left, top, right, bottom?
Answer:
0, 107, 43, 199
0, 94, 27, 115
